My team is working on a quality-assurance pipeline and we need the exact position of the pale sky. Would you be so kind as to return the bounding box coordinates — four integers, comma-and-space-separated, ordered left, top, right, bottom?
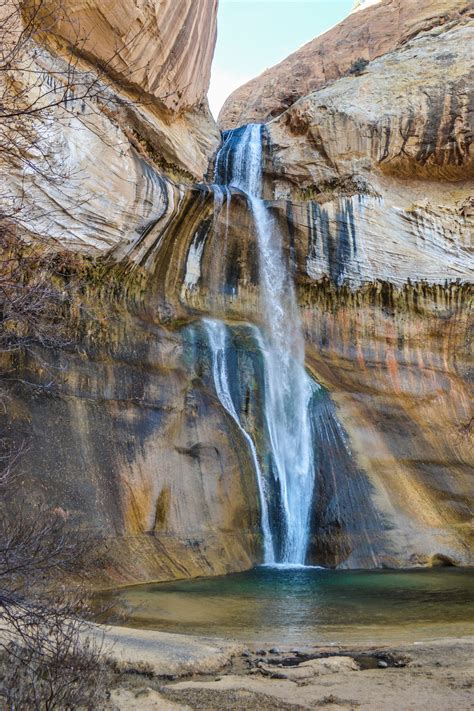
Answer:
208, 0, 355, 118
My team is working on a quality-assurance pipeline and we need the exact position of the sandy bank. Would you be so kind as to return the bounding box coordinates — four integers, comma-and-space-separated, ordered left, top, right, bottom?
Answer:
98, 626, 473, 710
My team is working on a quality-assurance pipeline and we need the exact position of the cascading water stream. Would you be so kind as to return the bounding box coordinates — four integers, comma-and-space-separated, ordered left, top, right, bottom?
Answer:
210, 124, 317, 566
204, 319, 275, 563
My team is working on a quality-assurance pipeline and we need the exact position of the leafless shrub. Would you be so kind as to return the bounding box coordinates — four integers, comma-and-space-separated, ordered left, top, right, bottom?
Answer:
0, 226, 79, 491
1, 633, 107, 710
0, 590, 109, 710
0, 502, 111, 709
0, 231, 71, 355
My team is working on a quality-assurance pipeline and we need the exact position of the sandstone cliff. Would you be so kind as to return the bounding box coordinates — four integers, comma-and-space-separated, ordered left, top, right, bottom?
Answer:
218, 0, 472, 129
1, 0, 220, 252
1, 0, 472, 582
264, 17, 473, 280
239, 12, 472, 566
34, 0, 218, 114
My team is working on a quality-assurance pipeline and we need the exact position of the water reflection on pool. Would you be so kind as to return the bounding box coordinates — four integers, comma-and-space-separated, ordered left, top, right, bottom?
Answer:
97, 566, 474, 646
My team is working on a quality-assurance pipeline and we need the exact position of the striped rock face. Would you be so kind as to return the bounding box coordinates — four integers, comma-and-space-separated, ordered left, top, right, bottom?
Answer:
23, 0, 218, 112
2, 0, 220, 253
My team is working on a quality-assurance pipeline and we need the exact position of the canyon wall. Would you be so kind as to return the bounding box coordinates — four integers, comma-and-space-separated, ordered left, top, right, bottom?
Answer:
2, 0, 220, 252
259, 14, 473, 566
1, 0, 472, 582
33, 0, 219, 114
4, 312, 262, 584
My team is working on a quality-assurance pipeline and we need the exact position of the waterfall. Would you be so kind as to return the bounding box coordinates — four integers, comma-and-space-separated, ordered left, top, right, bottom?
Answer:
204, 319, 275, 564
212, 124, 317, 566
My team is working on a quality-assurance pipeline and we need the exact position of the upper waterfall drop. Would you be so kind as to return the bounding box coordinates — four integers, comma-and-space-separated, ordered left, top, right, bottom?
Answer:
214, 124, 263, 197
213, 124, 317, 566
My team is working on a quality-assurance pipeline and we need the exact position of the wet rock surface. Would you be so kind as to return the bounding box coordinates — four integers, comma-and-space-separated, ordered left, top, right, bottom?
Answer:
254, 656, 361, 680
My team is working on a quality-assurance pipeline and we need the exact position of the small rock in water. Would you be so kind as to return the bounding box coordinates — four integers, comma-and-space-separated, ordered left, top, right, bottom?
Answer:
378, 660, 389, 668
256, 649, 267, 656
242, 651, 251, 658
270, 647, 281, 655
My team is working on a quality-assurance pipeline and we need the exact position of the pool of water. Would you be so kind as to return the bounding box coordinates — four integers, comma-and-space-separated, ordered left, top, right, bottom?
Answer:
97, 566, 474, 646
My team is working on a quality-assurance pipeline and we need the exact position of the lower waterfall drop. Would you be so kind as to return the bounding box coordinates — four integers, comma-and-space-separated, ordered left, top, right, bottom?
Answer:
204, 319, 275, 564
212, 124, 317, 566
